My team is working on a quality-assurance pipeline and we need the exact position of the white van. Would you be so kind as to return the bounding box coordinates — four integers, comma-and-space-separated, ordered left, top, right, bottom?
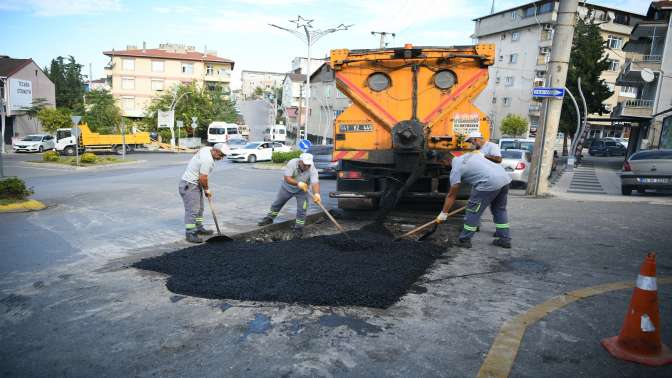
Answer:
208, 122, 241, 144
263, 125, 287, 142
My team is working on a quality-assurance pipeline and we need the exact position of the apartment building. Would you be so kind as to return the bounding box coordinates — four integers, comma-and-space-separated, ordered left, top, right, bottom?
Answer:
103, 43, 234, 118
614, 1, 672, 150
240, 70, 286, 99
307, 63, 351, 144
282, 72, 307, 137
473, 1, 644, 139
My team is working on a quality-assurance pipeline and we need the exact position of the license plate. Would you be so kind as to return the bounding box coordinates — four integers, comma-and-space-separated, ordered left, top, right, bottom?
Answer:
638, 178, 669, 183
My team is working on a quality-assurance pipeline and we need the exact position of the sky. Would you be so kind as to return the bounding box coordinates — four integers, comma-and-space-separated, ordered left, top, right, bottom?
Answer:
0, 0, 651, 90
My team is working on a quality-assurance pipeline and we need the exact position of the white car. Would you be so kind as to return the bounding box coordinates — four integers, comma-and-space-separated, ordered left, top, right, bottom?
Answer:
604, 137, 628, 149
13, 134, 55, 153
501, 149, 531, 188
219, 138, 248, 156
227, 141, 292, 163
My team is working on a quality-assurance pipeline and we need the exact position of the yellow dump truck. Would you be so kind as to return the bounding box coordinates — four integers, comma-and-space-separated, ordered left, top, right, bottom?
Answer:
55, 123, 151, 155
329, 44, 495, 209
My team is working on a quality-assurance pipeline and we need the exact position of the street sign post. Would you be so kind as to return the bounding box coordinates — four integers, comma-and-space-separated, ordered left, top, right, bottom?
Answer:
191, 117, 198, 138
298, 139, 312, 152
532, 87, 565, 98
71, 116, 82, 166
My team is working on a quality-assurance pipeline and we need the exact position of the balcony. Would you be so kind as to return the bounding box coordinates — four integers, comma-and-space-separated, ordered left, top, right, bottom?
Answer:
616, 99, 654, 118
529, 103, 542, 115
536, 54, 550, 67
627, 52, 662, 71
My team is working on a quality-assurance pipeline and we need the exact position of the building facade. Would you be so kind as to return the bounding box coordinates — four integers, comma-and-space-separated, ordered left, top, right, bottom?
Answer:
0, 56, 55, 144
240, 70, 285, 99
614, 1, 672, 151
473, 1, 644, 139
307, 63, 351, 144
103, 43, 234, 118
282, 72, 306, 137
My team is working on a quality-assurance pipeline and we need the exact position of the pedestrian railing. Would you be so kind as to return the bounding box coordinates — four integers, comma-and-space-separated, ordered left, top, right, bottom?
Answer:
624, 99, 654, 108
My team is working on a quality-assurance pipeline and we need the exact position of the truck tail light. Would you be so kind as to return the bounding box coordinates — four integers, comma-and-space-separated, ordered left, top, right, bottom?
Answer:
339, 171, 363, 179
623, 161, 631, 172
515, 162, 526, 170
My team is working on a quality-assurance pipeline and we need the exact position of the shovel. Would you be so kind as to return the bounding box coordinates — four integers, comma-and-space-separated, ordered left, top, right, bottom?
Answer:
205, 195, 233, 243
394, 206, 466, 241
311, 191, 352, 240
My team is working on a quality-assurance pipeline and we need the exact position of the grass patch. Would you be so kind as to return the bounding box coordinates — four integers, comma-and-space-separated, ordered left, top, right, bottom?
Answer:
0, 198, 26, 206
32, 156, 129, 166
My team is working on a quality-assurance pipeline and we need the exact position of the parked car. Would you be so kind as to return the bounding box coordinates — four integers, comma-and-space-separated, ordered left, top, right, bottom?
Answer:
499, 138, 535, 153
604, 137, 628, 149
501, 149, 531, 188
13, 134, 55, 153
227, 141, 291, 163
308, 144, 337, 178
219, 138, 247, 156
621, 149, 672, 195
589, 139, 626, 156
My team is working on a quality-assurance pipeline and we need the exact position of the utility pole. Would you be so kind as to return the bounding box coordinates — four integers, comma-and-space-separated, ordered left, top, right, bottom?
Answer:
527, 0, 578, 196
371, 31, 395, 48
269, 16, 352, 142
297, 84, 304, 140
0, 76, 6, 176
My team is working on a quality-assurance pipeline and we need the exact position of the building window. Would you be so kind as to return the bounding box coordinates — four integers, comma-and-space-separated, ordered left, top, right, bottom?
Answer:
122, 59, 134, 71
620, 85, 637, 97
121, 97, 134, 111
151, 60, 164, 72
498, 55, 504, 62
502, 97, 511, 107
218, 68, 229, 78
121, 77, 134, 90
151, 80, 164, 91
505, 76, 514, 87
500, 34, 506, 40
512, 31, 520, 41
492, 97, 497, 104
206, 64, 214, 76
607, 35, 623, 49
181, 62, 194, 74
613, 13, 629, 25
509, 53, 518, 64
495, 76, 501, 84
511, 10, 518, 20
607, 59, 619, 71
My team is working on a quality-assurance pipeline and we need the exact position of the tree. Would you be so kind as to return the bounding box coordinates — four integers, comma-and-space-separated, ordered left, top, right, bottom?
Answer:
500, 114, 528, 137
559, 15, 614, 145
83, 89, 122, 134
18, 98, 50, 133
143, 82, 237, 139
45, 56, 85, 113
253, 86, 264, 98
37, 108, 72, 134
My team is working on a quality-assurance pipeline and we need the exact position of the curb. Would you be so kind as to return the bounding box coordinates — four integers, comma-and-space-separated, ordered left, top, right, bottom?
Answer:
24, 159, 145, 170
252, 163, 284, 170
0, 199, 47, 213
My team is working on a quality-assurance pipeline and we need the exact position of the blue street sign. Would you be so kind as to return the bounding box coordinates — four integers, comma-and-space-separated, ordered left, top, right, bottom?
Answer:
298, 139, 312, 152
532, 87, 565, 98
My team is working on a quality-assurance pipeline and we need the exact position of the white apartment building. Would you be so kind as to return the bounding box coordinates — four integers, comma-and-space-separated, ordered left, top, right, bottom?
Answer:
282, 72, 307, 136
473, 1, 644, 139
240, 70, 286, 99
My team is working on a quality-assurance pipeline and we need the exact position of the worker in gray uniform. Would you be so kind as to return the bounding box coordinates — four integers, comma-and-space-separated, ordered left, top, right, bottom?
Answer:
437, 151, 512, 249
179, 144, 226, 243
466, 131, 502, 163
258, 153, 321, 239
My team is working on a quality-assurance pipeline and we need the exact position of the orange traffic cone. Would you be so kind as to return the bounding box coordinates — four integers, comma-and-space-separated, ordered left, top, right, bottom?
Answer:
601, 252, 672, 366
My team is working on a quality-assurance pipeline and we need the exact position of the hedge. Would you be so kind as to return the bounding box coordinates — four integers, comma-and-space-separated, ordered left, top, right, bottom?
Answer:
43, 150, 60, 162
80, 152, 97, 163
0, 177, 34, 200
272, 150, 301, 163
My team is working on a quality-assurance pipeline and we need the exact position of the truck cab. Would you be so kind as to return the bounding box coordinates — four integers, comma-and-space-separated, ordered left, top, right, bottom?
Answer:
55, 128, 81, 156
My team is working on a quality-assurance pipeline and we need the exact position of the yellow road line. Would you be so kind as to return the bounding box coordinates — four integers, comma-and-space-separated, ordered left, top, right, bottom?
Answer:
477, 276, 672, 378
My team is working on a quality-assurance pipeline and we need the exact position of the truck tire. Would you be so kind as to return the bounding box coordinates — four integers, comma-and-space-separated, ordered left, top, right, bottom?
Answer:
63, 146, 75, 156
621, 185, 632, 196
114, 145, 128, 155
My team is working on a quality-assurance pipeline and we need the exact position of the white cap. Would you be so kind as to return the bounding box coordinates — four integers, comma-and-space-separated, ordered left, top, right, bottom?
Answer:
466, 131, 483, 141
299, 153, 314, 165
213, 143, 226, 153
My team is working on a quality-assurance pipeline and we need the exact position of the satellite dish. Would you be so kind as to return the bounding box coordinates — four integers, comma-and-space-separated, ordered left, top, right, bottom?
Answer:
641, 68, 655, 83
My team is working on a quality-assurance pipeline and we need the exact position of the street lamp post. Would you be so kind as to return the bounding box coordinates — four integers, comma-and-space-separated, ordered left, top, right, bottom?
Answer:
269, 16, 351, 142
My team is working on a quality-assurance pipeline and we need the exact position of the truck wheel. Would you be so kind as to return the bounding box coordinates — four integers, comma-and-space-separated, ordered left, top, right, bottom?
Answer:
114, 145, 127, 155
621, 186, 632, 196
63, 146, 75, 156
248, 154, 257, 163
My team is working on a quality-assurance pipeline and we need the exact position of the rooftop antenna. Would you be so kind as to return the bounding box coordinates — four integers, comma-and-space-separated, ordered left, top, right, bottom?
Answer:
490, 0, 495, 14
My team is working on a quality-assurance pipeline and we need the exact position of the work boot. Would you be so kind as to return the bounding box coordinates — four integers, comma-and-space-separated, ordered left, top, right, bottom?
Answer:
492, 238, 511, 249
455, 238, 472, 249
257, 216, 274, 227
185, 231, 203, 244
292, 227, 304, 239
195, 226, 214, 236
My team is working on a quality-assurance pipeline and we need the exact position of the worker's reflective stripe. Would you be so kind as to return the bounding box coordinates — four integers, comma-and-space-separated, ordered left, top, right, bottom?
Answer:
636, 275, 657, 291
270, 211, 279, 217
195, 217, 204, 222
466, 202, 481, 213
185, 223, 196, 229
464, 224, 478, 232
295, 219, 305, 224
303, 200, 308, 210
495, 223, 510, 229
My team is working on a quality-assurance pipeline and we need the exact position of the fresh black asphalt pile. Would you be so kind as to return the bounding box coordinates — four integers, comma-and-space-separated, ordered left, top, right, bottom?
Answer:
133, 224, 444, 308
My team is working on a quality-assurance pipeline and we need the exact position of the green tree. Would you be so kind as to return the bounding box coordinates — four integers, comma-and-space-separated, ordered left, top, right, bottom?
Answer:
253, 86, 264, 98
560, 15, 613, 147
18, 98, 50, 133
500, 114, 528, 137
143, 82, 237, 139
45, 56, 85, 113
83, 89, 122, 133
37, 107, 72, 134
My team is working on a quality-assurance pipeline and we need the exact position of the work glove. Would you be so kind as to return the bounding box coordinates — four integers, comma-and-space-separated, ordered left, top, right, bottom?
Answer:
436, 211, 448, 224
313, 193, 321, 204
297, 182, 308, 192
204, 189, 213, 198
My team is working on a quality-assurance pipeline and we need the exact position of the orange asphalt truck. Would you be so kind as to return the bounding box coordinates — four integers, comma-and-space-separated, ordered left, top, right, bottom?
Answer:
328, 44, 495, 210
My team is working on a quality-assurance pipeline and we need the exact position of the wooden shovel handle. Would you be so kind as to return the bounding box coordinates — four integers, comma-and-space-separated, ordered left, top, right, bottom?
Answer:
395, 206, 466, 240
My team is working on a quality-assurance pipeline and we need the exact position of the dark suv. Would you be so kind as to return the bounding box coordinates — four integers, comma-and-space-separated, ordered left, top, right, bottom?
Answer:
589, 139, 626, 156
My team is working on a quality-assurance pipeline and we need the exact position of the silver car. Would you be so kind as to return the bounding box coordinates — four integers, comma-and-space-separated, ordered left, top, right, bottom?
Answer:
501, 149, 531, 188
621, 149, 672, 195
